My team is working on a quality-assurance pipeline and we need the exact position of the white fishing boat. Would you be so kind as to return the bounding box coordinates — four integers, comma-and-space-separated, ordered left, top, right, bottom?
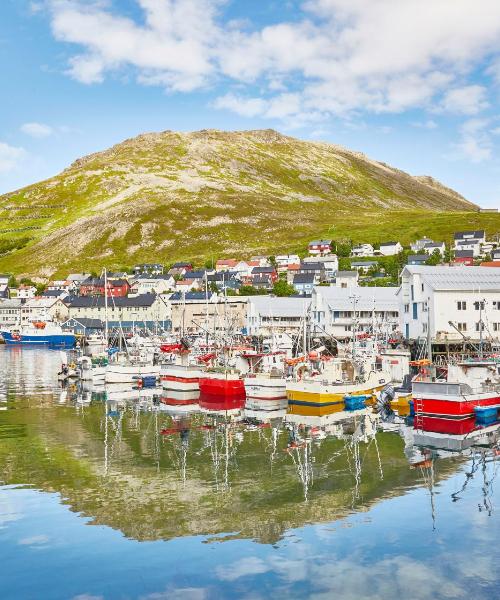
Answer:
78, 355, 107, 382
105, 358, 160, 384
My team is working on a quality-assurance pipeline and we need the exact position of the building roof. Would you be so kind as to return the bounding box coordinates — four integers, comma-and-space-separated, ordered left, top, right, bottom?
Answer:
309, 239, 332, 245
454, 230, 485, 240
42, 289, 68, 297
408, 255, 428, 263
424, 242, 444, 248
132, 273, 174, 281
336, 270, 358, 278
183, 270, 207, 280
314, 286, 398, 311
454, 250, 474, 258
351, 261, 378, 267
66, 293, 157, 308
403, 265, 500, 290
252, 266, 275, 274
299, 261, 324, 270
293, 273, 316, 284
456, 239, 479, 246
379, 241, 399, 247
169, 291, 213, 302
0, 299, 22, 309
252, 275, 273, 285
248, 296, 310, 317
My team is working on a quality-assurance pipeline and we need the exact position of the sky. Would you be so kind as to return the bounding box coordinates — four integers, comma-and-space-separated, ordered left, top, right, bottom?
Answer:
2, 0, 500, 206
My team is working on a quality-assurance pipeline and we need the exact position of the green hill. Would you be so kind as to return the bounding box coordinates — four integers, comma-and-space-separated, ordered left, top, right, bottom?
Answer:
0, 128, 495, 278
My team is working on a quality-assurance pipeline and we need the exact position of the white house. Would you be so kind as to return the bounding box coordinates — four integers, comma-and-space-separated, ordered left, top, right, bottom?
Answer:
130, 274, 176, 295
21, 297, 69, 324
311, 286, 399, 340
335, 271, 359, 288
455, 239, 481, 258
378, 241, 403, 256
275, 254, 301, 269
424, 242, 445, 257
399, 265, 500, 342
351, 244, 374, 258
246, 296, 309, 352
411, 238, 434, 253
17, 285, 37, 299
0, 299, 22, 326
454, 231, 485, 257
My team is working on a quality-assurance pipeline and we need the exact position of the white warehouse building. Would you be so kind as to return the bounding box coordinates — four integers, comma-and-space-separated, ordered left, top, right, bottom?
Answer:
311, 286, 400, 340
399, 265, 500, 342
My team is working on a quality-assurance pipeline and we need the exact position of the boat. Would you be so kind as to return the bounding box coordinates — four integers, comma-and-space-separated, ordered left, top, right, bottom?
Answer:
1, 321, 75, 348
199, 370, 246, 402
412, 359, 500, 421
286, 355, 390, 416
160, 362, 205, 393
77, 355, 108, 382
161, 389, 200, 406
241, 350, 288, 411
105, 359, 160, 384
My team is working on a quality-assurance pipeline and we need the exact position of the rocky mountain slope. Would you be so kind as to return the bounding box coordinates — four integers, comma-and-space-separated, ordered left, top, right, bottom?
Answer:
0, 129, 482, 276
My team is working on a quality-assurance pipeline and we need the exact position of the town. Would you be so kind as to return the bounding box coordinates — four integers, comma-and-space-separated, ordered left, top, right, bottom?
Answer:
1, 228, 499, 360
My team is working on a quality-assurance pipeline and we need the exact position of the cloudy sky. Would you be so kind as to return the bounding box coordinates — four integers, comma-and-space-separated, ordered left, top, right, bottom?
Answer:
2, 0, 500, 205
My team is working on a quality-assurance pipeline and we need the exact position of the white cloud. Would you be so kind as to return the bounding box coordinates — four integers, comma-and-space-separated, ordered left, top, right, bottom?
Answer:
18, 534, 50, 547
454, 118, 493, 162
21, 122, 54, 138
412, 119, 438, 129
0, 142, 27, 174
440, 85, 489, 115
45, 0, 500, 124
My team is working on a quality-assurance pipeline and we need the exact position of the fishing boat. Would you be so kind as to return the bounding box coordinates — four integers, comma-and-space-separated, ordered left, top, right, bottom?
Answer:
199, 370, 246, 402
1, 321, 75, 348
412, 359, 500, 421
77, 355, 108, 383
161, 389, 200, 406
286, 355, 390, 416
242, 350, 288, 411
105, 359, 160, 384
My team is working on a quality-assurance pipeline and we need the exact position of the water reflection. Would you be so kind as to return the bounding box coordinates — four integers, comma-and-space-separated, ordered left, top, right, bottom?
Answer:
1, 347, 500, 599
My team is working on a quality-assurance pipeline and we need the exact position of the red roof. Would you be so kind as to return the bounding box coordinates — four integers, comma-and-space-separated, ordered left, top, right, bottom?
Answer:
216, 259, 237, 266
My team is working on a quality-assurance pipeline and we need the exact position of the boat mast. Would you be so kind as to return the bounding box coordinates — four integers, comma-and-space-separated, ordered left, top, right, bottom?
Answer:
104, 268, 109, 348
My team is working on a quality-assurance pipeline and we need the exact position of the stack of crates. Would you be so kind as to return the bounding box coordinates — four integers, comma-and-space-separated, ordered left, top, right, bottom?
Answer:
344, 394, 370, 411
474, 405, 500, 426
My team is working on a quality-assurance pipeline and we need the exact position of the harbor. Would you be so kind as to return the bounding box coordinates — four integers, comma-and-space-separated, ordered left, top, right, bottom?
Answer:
1, 345, 500, 599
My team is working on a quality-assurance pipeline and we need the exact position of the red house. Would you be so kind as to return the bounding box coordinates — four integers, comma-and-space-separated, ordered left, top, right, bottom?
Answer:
79, 278, 130, 297
308, 239, 332, 256
453, 250, 474, 266
251, 266, 278, 283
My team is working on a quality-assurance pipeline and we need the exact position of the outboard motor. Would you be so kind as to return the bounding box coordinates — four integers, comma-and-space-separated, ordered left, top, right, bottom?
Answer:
376, 384, 395, 419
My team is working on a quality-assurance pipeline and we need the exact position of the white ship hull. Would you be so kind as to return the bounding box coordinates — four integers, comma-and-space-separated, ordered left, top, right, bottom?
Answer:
105, 364, 160, 384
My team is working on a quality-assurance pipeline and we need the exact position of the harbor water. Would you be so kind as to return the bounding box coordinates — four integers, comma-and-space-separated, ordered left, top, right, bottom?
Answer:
0, 346, 499, 599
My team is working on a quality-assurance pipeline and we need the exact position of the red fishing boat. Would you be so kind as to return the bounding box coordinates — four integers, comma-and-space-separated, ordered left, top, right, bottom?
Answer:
199, 371, 246, 403
412, 360, 500, 419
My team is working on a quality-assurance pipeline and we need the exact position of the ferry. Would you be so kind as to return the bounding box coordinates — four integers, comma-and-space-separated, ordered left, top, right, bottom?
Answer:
1, 321, 75, 348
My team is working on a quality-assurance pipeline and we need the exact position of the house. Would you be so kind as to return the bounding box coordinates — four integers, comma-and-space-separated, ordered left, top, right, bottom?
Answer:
251, 266, 278, 283
407, 255, 428, 266
79, 278, 130, 297
411, 238, 434, 253
17, 284, 37, 299
250, 256, 270, 267
378, 241, 403, 256
62, 318, 104, 336
133, 263, 164, 276
454, 250, 474, 266
67, 273, 91, 287
0, 274, 10, 286
286, 263, 301, 284
65, 293, 170, 331
350, 261, 378, 274
0, 298, 22, 326
308, 240, 332, 256
246, 296, 310, 352
302, 255, 339, 280
175, 279, 197, 292
399, 265, 500, 342
168, 262, 193, 277
351, 243, 374, 258
21, 297, 69, 324
251, 275, 273, 290
335, 271, 359, 288
454, 231, 485, 257
311, 286, 399, 340
293, 273, 316, 295
207, 271, 242, 291
492, 249, 500, 261
297, 262, 325, 283
0, 284, 9, 299
424, 242, 445, 257
130, 274, 176, 295
215, 259, 238, 272
182, 270, 210, 287
275, 254, 301, 269
169, 293, 247, 335
41, 289, 69, 299
454, 230, 485, 246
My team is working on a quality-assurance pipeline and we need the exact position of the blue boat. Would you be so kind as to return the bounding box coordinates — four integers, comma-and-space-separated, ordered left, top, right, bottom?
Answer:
1, 322, 75, 349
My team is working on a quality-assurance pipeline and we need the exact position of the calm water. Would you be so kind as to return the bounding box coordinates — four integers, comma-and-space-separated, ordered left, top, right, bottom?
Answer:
0, 347, 499, 600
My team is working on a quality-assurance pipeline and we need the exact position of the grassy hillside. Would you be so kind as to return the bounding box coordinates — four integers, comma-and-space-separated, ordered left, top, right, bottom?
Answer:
0, 128, 495, 278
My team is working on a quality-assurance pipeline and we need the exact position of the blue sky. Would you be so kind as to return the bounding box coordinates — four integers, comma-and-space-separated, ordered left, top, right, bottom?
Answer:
2, 0, 500, 206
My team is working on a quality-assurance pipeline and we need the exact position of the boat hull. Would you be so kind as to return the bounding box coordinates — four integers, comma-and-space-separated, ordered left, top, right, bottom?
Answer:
2, 331, 75, 348
105, 364, 160, 384
199, 374, 245, 401
413, 394, 500, 417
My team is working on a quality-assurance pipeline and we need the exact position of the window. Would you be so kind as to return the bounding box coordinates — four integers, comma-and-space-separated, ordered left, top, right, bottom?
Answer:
457, 322, 467, 332
404, 304, 409, 313
421, 283, 424, 292
474, 301, 485, 311
493, 323, 500, 332
457, 301, 467, 310
423, 322, 427, 332
476, 321, 485, 332
494, 301, 500, 310
412, 303, 418, 320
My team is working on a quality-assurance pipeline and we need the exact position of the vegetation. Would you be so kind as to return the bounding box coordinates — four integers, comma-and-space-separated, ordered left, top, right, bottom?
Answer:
0, 128, 496, 278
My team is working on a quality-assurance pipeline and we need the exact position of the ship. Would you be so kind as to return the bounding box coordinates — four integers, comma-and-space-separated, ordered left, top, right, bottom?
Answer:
1, 321, 75, 348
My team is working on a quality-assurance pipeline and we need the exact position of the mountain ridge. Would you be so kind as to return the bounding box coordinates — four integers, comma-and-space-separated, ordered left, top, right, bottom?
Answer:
0, 128, 488, 277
